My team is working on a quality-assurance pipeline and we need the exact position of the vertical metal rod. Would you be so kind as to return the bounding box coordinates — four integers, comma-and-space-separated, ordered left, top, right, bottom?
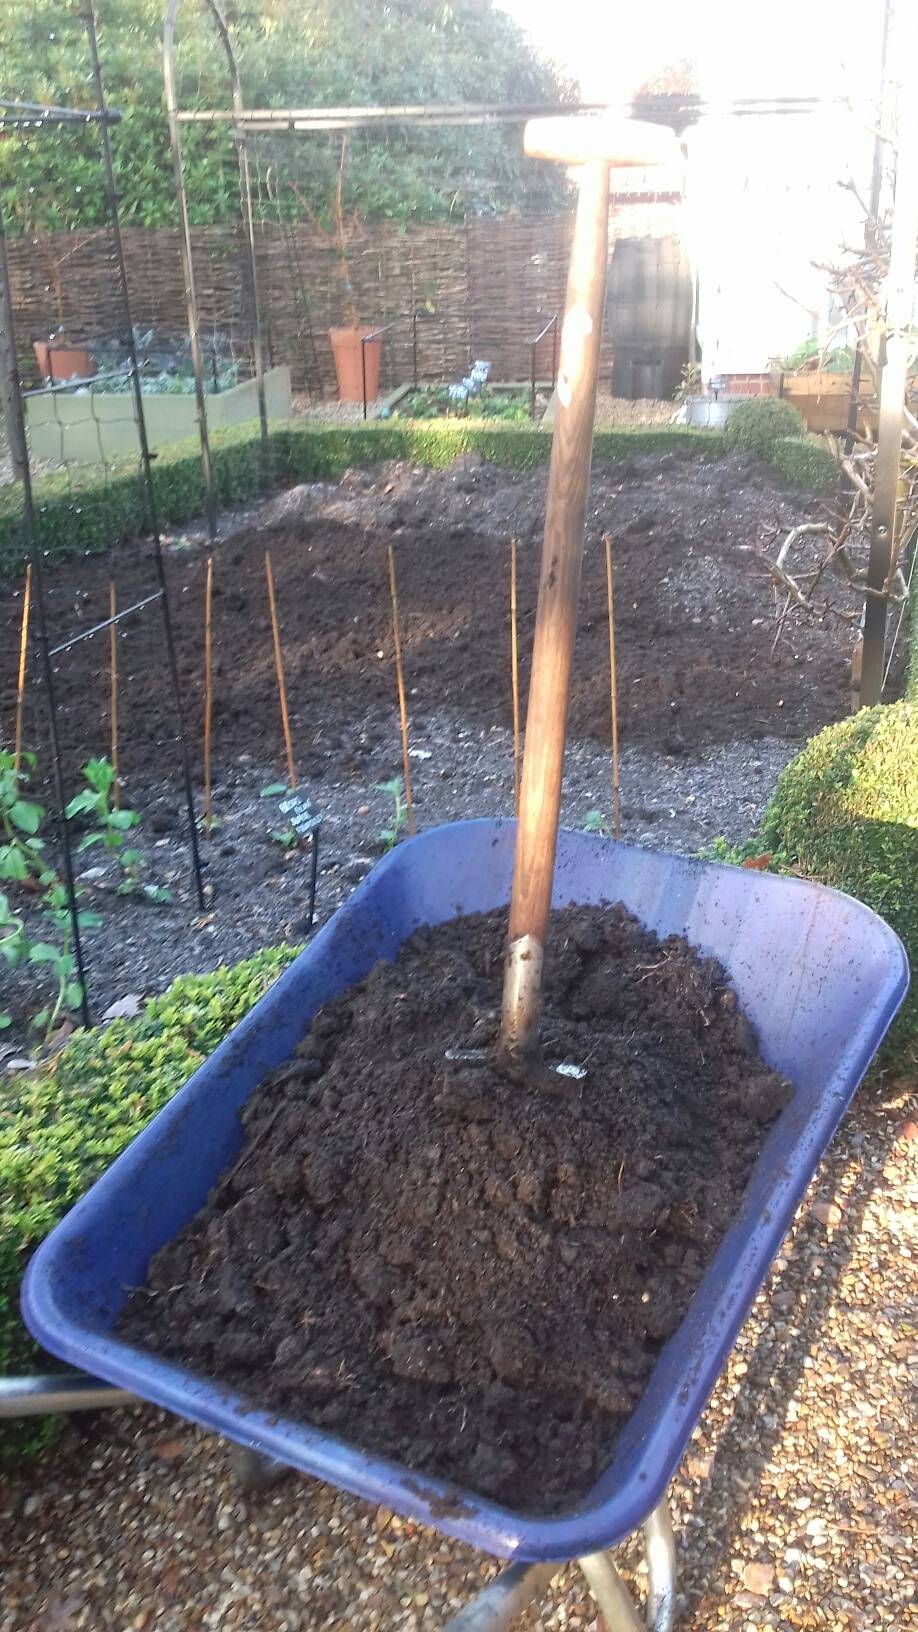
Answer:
412, 308, 419, 388
264, 551, 297, 791
199, 0, 269, 475
860, 44, 918, 706
108, 581, 120, 806
510, 537, 521, 815
603, 533, 621, 839
87, 0, 206, 909
530, 337, 537, 420
163, 0, 217, 542
202, 554, 214, 834
551, 312, 559, 388
644, 1496, 677, 1632
0, 200, 91, 1028
361, 335, 368, 421
13, 563, 31, 773
578, 1551, 645, 1632
306, 829, 319, 931
845, 0, 893, 448
386, 543, 415, 834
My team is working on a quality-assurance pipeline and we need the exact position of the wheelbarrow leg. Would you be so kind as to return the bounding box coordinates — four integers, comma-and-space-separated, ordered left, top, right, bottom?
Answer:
644, 1496, 677, 1631
578, 1552, 644, 1632
579, 1492, 678, 1631
441, 1560, 559, 1630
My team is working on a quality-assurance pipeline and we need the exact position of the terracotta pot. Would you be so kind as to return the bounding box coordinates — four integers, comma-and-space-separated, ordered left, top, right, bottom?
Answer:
328, 326, 382, 403
33, 339, 94, 384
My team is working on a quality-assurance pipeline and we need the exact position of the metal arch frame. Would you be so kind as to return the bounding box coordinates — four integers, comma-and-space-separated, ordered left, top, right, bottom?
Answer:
163, 0, 270, 542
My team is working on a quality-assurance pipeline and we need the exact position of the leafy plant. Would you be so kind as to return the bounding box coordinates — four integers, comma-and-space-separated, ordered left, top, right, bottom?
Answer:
582, 809, 611, 837
374, 777, 408, 850
65, 758, 169, 905
0, 941, 298, 1464
269, 826, 298, 849
0, 749, 53, 890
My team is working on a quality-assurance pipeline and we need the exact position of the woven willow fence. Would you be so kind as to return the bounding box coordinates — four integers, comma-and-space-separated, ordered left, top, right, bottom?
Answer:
5, 212, 626, 393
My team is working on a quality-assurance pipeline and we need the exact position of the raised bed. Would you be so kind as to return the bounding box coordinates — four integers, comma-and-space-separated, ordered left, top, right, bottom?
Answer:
25, 365, 293, 466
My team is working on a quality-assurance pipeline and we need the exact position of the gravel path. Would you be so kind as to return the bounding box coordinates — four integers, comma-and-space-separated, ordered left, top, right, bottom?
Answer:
2, 1087, 914, 1630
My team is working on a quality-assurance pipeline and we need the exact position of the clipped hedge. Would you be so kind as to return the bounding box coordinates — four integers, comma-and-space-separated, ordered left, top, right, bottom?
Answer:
766, 433, 836, 491
0, 419, 727, 572
0, 942, 296, 1463
759, 699, 917, 1073
724, 395, 805, 456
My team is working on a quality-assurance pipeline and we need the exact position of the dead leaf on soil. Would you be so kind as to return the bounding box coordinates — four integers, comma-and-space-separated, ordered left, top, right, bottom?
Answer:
741, 853, 772, 870
102, 993, 144, 1021
151, 1433, 186, 1463
192, 913, 215, 928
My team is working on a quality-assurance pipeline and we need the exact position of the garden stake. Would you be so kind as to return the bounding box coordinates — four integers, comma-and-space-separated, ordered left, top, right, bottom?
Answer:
603, 533, 621, 839
13, 563, 31, 774
510, 537, 521, 816
386, 542, 416, 836
264, 551, 297, 792
203, 554, 214, 834
108, 581, 120, 807
498, 115, 677, 1074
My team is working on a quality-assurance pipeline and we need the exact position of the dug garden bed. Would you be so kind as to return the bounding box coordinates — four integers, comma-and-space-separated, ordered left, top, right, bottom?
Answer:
118, 901, 791, 1513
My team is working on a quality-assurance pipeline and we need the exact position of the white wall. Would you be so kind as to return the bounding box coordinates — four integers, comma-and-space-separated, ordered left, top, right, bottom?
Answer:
685, 110, 872, 378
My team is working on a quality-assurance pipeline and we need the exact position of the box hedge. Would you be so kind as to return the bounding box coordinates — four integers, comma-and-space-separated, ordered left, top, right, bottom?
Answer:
0, 419, 728, 572
0, 942, 296, 1464
766, 433, 836, 491
723, 395, 805, 456
758, 699, 917, 1073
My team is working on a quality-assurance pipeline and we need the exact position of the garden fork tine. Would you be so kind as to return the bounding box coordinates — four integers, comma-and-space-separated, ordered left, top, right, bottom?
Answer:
497, 114, 679, 1076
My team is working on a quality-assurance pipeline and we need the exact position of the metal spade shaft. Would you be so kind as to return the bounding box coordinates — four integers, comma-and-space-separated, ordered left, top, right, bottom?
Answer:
497, 116, 678, 1072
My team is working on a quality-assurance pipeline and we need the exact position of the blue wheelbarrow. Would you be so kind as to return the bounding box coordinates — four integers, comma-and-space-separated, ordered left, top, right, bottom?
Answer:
21, 821, 907, 1630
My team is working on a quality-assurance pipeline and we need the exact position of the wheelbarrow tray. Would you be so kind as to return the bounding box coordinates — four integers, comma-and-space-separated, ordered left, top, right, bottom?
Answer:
23, 820, 907, 1562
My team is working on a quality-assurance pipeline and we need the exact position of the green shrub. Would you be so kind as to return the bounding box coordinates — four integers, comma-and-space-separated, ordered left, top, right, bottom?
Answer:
724, 396, 805, 457
759, 700, 917, 1073
0, 942, 296, 1463
0, 421, 727, 572
766, 433, 836, 491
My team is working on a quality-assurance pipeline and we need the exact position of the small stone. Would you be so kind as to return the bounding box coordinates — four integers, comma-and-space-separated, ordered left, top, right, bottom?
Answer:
742, 1561, 775, 1596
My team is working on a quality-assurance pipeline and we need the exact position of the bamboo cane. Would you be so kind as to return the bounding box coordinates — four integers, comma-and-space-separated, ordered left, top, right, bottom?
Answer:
264, 551, 297, 791
510, 537, 521, 816
13, 563, 31, 774
603, 533, 621, 839
386, 542, 415, 835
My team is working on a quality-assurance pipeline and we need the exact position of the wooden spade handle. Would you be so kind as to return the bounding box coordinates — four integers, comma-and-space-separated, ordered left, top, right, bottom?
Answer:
498, 156, 611, 1070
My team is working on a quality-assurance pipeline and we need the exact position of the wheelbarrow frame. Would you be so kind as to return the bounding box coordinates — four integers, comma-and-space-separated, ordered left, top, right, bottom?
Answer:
18, 821, 908, 1621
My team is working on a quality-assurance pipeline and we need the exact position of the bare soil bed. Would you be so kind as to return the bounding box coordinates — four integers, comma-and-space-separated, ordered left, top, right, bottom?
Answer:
2, 450, 855, 795
118, 902, 790, 1514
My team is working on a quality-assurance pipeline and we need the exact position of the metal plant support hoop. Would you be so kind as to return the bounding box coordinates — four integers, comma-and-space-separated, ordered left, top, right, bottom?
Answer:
0, 4, 206, 1038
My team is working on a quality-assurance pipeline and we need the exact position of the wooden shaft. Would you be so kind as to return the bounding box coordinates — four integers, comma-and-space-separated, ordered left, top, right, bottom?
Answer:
604, 534, 621, 839
386, 543, 416, 835
108, 581, 120, 806
510, 537, 521, 815
203, 553, 214, 833
265, 551, 297, 790
13, 563, 31, 775
499, 159, 610, 1066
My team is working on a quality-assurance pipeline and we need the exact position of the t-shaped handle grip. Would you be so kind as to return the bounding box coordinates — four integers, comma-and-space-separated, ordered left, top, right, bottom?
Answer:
524, 113, 680, 169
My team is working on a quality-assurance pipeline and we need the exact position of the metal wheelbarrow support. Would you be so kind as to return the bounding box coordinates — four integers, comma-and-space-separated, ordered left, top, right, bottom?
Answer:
16, 113, 910, 1631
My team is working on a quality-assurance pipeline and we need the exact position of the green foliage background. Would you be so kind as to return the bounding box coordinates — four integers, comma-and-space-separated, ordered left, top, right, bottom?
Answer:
0, 0, 573, 232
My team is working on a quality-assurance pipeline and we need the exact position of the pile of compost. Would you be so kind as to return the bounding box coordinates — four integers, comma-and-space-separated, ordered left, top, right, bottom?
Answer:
118, 904, 791, 1512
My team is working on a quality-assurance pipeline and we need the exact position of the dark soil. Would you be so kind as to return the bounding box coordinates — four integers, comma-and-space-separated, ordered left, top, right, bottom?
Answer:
118, 903, 791, 1514
1, 451, 859, 795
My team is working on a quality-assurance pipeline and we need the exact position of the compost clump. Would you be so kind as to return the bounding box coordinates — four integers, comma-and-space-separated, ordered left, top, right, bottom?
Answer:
119, 903, 791, 1511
